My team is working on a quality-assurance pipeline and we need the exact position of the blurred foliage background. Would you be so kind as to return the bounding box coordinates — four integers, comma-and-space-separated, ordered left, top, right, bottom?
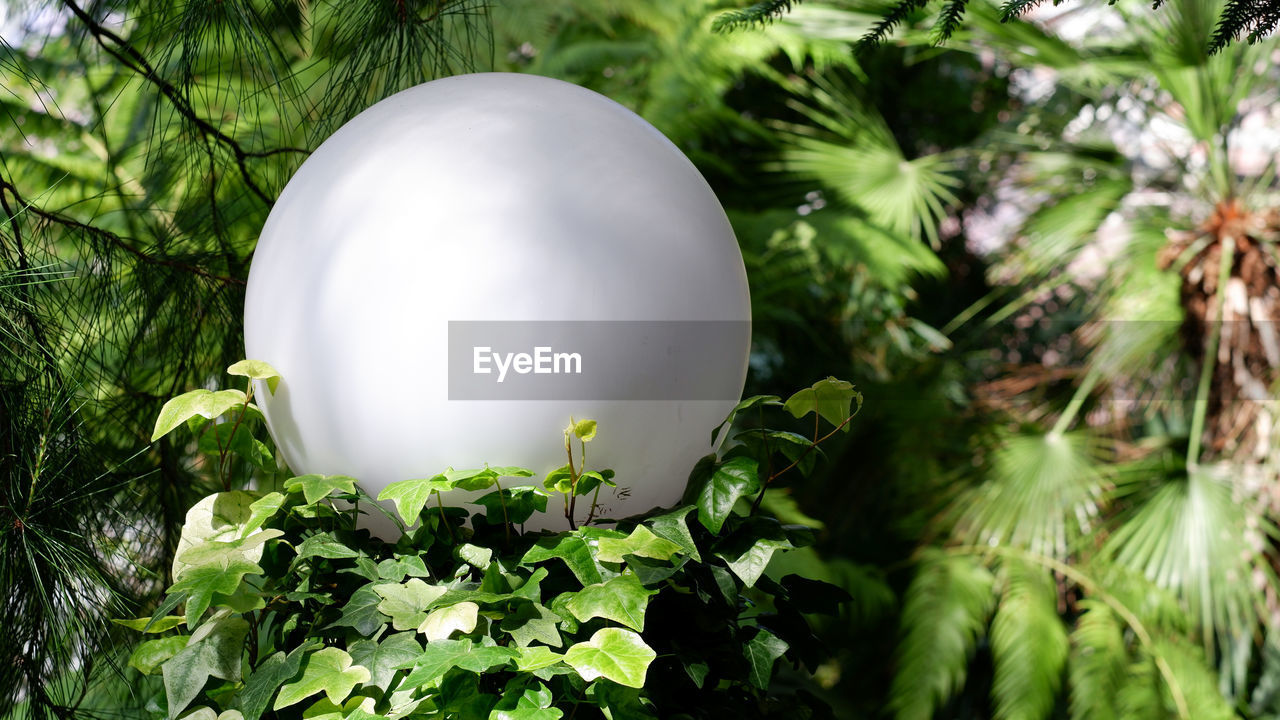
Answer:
2, 0, 1280, 718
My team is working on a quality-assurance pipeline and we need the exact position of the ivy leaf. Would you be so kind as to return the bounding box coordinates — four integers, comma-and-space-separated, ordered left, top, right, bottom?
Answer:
239, 640, 320, 720
374, 579, 448, 631
293, 532, 362, 563
331, 584, 389, 637
743, 628, 789, 689
571, 419, 598, 442
378, 475, 455, 525
783, 377, 861, 431
112, 616, 185, 633
717, 536, 793, 588
376, 555, 432, 582
348, 632, 423, 690
646, 506, 701, 563
243, 492, 286, 537
444, 467, 499, 492
563, 628, 656, 689
711, 394, 783, 444
128, 636, 188, 674
172, 491, 262, 579
596, 525, 683, 564
487, 466, 536, 478
418, 601, 479, 641
152, 389, 246, 441
284, 474, 358, 505
455, 544, 493, 569
501, 603, 563, 648
174, 530, 281, 574
694, 457, 761, 533
168, 556, 262, 628
566, 574, 656, 632
227, 359, 282, 394
514, 646, 564, 673
273, 647, 371, 710
522, 534, 604, 586
162, 616, 248, 718
399, 640, 519, 688
471, 486, 550, 526
543, 465, 574, 494
574, 469, 616, 498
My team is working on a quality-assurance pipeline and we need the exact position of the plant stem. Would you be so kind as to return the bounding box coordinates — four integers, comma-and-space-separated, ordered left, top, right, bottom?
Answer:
1187, 237, 1235, 470
435, 490, 455, 542
1050, 366, 1100, 436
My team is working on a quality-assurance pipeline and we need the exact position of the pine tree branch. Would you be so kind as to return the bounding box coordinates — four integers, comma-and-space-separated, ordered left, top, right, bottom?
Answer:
58, 0, 307, 207
713, 0, 801, 33
0, 179, 245, 287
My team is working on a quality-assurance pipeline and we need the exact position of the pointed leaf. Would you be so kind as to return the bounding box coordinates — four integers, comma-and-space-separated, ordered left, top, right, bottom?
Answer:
285, 474, 358, 505
566, 574, 656, 632
563, 628, 656, 689
273, 647, 370, 710
153, 389, 246, 441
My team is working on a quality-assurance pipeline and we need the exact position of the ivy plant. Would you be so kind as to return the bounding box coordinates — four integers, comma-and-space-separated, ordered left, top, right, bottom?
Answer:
123, 363, 860, 719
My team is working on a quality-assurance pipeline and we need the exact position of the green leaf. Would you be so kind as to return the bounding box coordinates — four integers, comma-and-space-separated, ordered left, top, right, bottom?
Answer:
472, 486, 550, 525
378, 475, 455, 525
112, 616, 185, 633
243, 493, 286, 537
174, 530, 281, 574
374, 579, 448, 631
445, 467, 500, 492
376, 555, 432, 582
501, 602, 563, 648
711, 394, 782, 444
571, 419, 598, 442
240, 640, 320, 720
716, 535, 792, 588
743, 628, 789, 690
783, 377, 861, 431
574, 469, 616, 497
285, 474, 358, 505
514, 646, 564, 673
172, 491, 262, 579
597, 525, 684, 564
331, 585, 390, 637
1067, 601, 1126, 720
399, 640, 519, 688
543, 465, 574, 494
227, 359, 281, 394
888, 550, 996, 720
169, 556, 262, 628
990, 562, 1069, 720
348, 632, 423, 690
418, 601, 480, 641
273, 647, 371, 710
455, 544, 493, 569
487, 466, 536, 478
162, 616, 248, 719
129, 636, 189, 674
695, 457, 761, 533
152, 389, 247, 441
563, 628, 656, 689
294, 532, 362, 563
522, 534, 604, 586
646, 506, 701, 562
566, 574, 656, 632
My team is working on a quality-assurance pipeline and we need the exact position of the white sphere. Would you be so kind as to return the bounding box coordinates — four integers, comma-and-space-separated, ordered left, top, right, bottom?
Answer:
244, 73, 750, 532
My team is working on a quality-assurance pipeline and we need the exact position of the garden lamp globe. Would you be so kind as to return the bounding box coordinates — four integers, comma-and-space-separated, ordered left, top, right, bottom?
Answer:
244, 72, 751, 533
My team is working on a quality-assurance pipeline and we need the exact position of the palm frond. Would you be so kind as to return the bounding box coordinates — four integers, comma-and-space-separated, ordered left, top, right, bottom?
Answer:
889, 549, 996, 720
954, 431, 1106, 559
773, 74, 962, 248
1068, 599, 1128, 720
990, 560, 1069, 720
1105, 463, 1275, 665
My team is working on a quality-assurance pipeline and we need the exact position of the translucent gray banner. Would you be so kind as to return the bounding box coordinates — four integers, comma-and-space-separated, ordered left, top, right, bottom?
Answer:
447, 320, 750, 400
